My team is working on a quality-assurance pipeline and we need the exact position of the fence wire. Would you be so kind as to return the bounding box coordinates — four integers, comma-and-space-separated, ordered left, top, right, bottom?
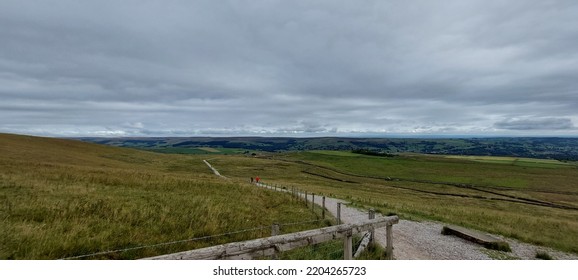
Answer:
279, 219, 322, 227
61, 218, 328, 260
61, 225, 272, 260
63, 179, 340, 260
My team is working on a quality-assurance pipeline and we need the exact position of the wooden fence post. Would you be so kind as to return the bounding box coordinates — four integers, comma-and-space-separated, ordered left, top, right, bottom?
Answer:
337, 202, 342, 224
271, 224, 280, 259
311, 193, 315, 212
343, 230, 353, 260
386, 224, 393, 260
271, 224, 280, 236
369, 209, 375, 246
322, 196, 326, 220
144, 216, 399, 260
304, 191, 308, 207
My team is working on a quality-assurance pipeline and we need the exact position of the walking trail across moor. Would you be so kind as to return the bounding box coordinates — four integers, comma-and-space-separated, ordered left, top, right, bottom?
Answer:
205, 160, 577, 260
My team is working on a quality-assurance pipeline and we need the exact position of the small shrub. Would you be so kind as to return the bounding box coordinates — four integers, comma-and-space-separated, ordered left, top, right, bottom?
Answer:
535, 251, 554, 260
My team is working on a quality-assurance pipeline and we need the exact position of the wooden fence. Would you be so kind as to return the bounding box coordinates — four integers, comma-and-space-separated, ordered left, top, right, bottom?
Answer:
144, 215, 399, 260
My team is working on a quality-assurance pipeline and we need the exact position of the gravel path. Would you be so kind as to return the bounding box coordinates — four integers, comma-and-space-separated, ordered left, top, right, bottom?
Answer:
205, 156, 577, 260
203, 160, 227, 179
206, 160, 578, 259
255, 182, 578, 260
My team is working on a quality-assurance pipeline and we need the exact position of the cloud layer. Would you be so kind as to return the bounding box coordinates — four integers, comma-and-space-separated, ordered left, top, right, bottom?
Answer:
1, 0, 577, 137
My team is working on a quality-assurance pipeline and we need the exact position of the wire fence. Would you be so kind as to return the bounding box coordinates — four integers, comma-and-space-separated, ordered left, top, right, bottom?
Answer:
61, 161, 383, 260
278, 219, 324, 227
64, 169, 338, 260
61, 218, 326, 260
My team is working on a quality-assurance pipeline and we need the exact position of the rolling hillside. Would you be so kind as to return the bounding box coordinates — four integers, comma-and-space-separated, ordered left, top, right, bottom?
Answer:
0, 133, 321, 259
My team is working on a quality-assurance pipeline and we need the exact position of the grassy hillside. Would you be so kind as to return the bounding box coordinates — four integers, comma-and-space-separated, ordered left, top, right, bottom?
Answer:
4, 133, 577, 258
0, 133, 322, 259
208, 151, 578, 254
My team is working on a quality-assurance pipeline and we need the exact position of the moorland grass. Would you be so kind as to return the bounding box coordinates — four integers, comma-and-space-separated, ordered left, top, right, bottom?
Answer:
444, 155, 577, 168
208, 152, 578, 254
288, 151, 578, 191
0, 134, 323, 259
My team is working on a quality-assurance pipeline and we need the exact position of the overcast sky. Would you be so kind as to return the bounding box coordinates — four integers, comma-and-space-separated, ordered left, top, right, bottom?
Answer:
1, 0, 577, 137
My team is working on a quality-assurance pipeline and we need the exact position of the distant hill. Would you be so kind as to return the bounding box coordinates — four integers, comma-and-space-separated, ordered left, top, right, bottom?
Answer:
1, 132, 132, 167
78, 136, 578, 161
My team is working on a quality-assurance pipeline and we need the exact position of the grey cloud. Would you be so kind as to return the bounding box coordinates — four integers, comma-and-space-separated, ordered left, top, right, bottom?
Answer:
274, 121, 335, 134
1, 0, 578, 137
494, 118, 575, 130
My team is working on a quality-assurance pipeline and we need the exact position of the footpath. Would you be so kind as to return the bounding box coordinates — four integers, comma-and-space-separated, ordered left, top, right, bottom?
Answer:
206, 160, 578, 260
255, 182, 488, 259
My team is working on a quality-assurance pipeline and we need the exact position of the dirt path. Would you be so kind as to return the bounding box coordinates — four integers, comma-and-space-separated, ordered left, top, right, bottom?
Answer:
257, 183, 489, 259
203, 160, 227, 179
207, 161, 577, 259
257, 182, 578, 260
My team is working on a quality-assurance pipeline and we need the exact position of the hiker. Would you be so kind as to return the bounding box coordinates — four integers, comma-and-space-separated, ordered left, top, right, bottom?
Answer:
255, 176, 260, 183
250, 177, 254, 183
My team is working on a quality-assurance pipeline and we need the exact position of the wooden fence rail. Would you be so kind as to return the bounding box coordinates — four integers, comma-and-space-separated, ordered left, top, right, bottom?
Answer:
143, 216, 399, 260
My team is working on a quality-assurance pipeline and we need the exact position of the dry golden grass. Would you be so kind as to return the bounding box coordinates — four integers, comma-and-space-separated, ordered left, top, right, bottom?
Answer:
0, 134, 323, 259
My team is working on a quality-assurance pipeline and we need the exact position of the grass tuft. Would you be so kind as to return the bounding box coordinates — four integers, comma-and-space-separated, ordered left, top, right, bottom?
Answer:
484, 241, 512, 252
535, 251, 554, 260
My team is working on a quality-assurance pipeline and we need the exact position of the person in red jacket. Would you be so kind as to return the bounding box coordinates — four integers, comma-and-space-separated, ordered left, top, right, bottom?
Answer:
255, 176, 260, 183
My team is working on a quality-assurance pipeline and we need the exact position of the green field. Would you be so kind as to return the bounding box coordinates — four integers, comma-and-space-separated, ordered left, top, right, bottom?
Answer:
0, 134, 324, 259
144, 147, 248, 155
206, 151, 578, 254
444, 155, 576, 168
